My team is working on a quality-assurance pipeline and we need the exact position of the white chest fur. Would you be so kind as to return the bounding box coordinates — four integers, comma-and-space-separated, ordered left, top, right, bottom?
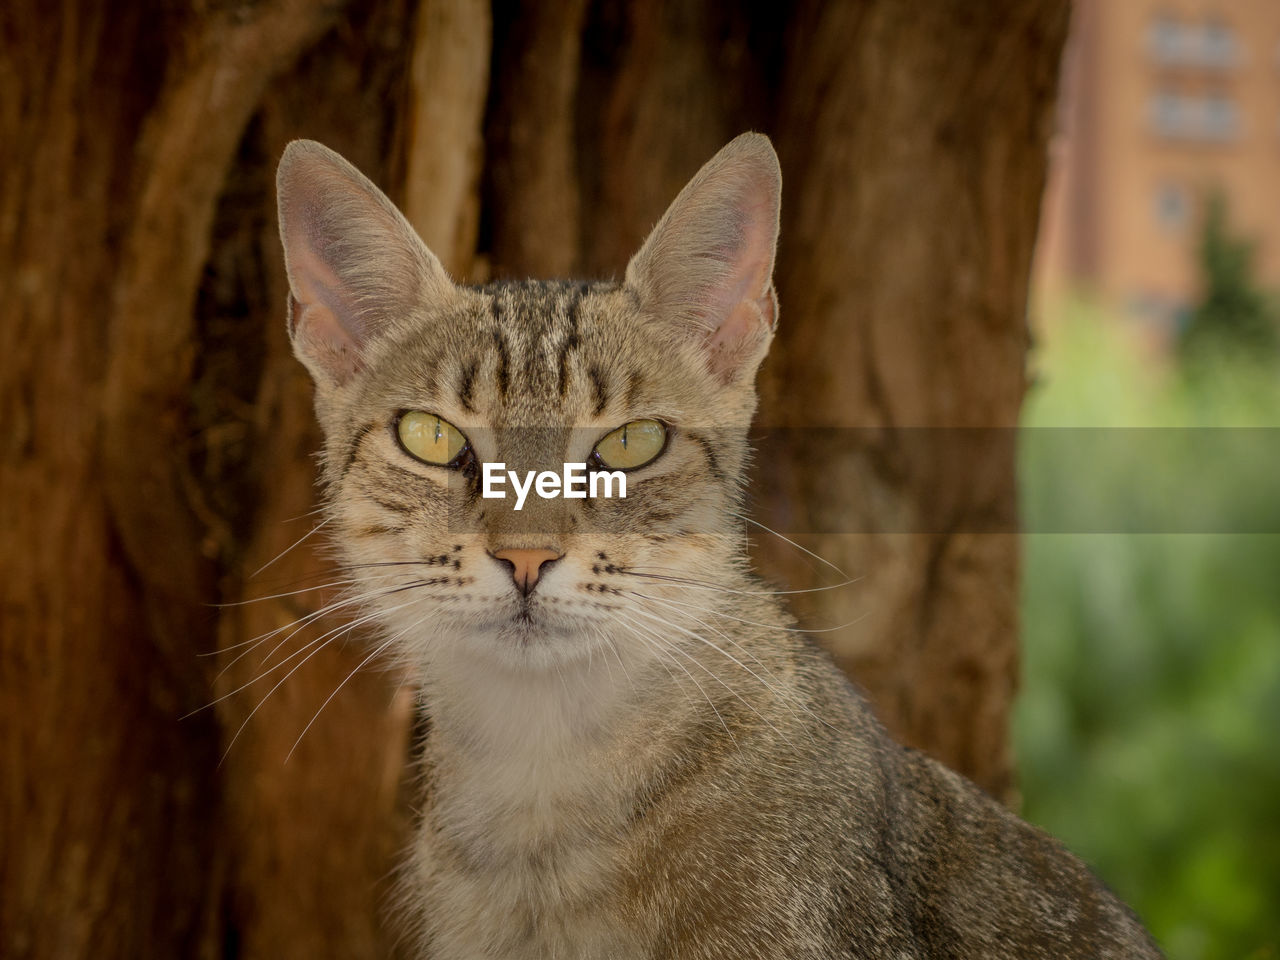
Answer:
408, 653, 654, 960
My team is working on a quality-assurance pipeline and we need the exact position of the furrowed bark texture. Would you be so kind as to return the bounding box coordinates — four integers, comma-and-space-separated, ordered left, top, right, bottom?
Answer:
1, 1, 1068, 956
483, 0, 590, 278
209, 6, 423, 958
757, 0, 1071, 803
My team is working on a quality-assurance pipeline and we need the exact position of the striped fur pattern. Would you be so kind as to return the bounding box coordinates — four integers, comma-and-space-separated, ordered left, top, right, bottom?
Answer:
275, 135, 1163, 959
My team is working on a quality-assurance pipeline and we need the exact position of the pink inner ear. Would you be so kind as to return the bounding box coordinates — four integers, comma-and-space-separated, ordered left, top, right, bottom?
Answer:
284, 222, 371, 383
288, 239, 355, 332
702, 236, 776, 364
708, 301, 758, 355
705, 289, 773, 380
291, 297, 364, 383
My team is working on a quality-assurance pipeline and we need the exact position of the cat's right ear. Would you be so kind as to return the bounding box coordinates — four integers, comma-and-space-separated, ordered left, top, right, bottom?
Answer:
276, 140, 453, 386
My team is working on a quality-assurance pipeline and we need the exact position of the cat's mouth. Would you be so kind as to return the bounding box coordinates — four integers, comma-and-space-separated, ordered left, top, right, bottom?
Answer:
489, 597, 591, 652
455, 591, 598, 658
489, 597, 549, 641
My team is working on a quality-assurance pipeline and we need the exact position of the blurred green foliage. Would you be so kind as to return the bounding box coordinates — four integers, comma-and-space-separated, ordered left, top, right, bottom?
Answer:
1016, 304, 1280, 960
1178, 191, 1279, 367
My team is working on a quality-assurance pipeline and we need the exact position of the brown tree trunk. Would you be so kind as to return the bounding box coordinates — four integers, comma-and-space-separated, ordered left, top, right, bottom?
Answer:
755, 0, 1071, 802
2, 1, 1068, 956
203, 5, 435, 958
483, 0, 591, 278
1, 0, 338, 954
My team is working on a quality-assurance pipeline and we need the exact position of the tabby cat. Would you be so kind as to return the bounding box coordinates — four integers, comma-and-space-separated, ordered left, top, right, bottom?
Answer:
274, 133, 1163, 959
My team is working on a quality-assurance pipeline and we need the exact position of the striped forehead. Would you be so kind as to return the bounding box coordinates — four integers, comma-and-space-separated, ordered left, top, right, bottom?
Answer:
457, 280, 621, 418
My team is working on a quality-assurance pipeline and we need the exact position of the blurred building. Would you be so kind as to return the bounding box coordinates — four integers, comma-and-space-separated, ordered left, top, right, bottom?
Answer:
1034, 0, 1280, 336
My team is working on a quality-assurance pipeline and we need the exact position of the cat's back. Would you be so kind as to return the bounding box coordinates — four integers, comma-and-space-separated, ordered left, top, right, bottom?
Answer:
869, 742, 1163, 958
611, 619, 1163, 959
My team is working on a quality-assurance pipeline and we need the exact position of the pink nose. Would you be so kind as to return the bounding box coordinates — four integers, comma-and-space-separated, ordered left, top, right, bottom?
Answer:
491, 547, 563, 597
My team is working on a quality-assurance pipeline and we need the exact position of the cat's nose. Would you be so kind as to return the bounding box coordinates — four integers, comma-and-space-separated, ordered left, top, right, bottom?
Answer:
490, 547, 563, 597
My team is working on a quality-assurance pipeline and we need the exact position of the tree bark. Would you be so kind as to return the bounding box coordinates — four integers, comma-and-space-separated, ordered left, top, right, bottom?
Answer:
482, 0, 590, 279
1, 0, 338, 954
205, 4, 432, 958
404, 0, 492, 279
755, 0, 1070, 801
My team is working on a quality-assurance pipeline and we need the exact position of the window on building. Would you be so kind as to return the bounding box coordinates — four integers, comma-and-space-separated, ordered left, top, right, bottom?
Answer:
1154, 182, 1190, 231
1200, 19, 1238, 68
1149, 91, 1188, 137
1147, 91, 1241, 142
1145, 14, 1240, 69
1201, 94, 1240, 140
1146, 13, 1184, 64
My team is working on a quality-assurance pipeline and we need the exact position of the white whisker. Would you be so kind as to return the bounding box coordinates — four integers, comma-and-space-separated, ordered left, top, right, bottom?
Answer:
623, 605, 795, 747
610, 614, 739, 747
216, 575, 413, 675
636, 589, 862, 635
628, 595, 833, 737
202, 592, 424, 719
212, 575, 367, 611
250, 517, 332, 578
732, 512, 848, 579
622, 565, 858, 597
217, 594, 428, 763
286, 623, 414, 762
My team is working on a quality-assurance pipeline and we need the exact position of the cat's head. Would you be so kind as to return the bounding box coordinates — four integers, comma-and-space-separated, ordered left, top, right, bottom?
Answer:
276, 134, 781, 673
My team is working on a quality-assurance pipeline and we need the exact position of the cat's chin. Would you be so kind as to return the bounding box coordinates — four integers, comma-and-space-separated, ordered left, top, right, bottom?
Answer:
455, 604, 611, 670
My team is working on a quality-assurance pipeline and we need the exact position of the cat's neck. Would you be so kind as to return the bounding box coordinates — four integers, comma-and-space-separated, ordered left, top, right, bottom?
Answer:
421, 642, 644, 763
408, 595, 794, 927
415, 637, 660, 864
413, 583, 793, 824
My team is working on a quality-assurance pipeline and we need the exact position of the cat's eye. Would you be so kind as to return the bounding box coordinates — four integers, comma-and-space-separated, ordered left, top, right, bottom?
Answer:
593, 419, 667, 471
396, 411, 468, 467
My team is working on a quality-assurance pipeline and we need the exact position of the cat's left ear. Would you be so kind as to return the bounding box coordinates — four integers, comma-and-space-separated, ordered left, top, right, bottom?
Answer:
276, 140, 454, 387
625, 132, 781, 384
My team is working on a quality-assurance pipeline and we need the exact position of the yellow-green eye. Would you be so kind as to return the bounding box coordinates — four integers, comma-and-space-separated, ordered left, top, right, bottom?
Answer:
593, 419, 667, 470
396, 411, 468, 466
